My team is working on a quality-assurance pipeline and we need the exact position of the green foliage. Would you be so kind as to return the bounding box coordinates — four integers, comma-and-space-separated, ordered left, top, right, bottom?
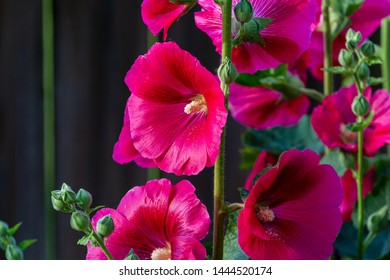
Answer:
223, 211, 249, 260
320, 148, 349, 176
241, 115, 325, 155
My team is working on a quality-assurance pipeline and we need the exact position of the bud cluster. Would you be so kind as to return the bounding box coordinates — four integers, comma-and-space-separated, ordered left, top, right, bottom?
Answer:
51, 183, 114, 249
0, 220, 36, 260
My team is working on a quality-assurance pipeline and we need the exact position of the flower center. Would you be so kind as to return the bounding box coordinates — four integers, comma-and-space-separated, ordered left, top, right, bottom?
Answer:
151, 243, 172, 260
184, 94, 207, 115
255, 205, 275, 223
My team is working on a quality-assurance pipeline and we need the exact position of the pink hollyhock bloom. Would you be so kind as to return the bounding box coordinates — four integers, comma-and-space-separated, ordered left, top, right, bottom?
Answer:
311, 85, 390, 156
244, 150, 278, 192
238, 149, 343, 259
112, 98, 156, 168
195, 0, 317, 73
87, 179, 210, 260
340, 169, 375, 222
308, 0, 390, 80
141, 0, 196, 40
118, 42, 227, 176
229, 83, 310, 129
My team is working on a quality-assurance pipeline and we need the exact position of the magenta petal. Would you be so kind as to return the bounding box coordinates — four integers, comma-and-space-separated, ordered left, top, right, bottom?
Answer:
170, 236, 207, 260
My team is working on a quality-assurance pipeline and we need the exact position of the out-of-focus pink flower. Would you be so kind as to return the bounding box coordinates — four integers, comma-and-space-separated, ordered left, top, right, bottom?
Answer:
238, 149, 342, 259
141, 0, 196, 40
115, 42, 227, 176
87, 179, 210, 260
244, 150, 279, 192
195, 0, 317, 74
311, 85, 390, 156
307, 0, 390, 80
340, 169, 375, 222
229, 83, 310, 129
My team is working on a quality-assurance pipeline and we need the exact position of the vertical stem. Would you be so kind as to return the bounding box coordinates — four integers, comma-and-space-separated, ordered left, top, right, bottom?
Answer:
91, 232, 114, 260
356, 128, 364, 259
146, 30, 160, 181
322, 0, 334, 96
213, 0, 232, 260
42, 0, 56, 259
382, 16, 390, 92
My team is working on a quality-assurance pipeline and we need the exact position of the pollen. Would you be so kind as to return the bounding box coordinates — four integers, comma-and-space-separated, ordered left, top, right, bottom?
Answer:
151, 243, 172, 260
256, 205, 275, 223
184, 94, 207, 114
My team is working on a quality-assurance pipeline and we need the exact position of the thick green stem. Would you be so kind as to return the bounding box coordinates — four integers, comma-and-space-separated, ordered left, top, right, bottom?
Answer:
213, 0, 232, 260
322, 0, 334, 96
382, 17, 390, 92
356, 128, 364, 259
42, 0, 56, 260
91, 232, 114, 260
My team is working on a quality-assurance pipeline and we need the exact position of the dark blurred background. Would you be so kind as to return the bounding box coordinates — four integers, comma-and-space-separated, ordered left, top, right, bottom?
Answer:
0, 0, 249, 259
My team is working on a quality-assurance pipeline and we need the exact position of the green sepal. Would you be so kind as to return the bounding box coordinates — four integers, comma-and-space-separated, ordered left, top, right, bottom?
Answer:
238, 187, 250, 202
124, 249, 140, 260
18, 239, 37, 250
8, 222, 22, 236
77, 234, 91, 246
345, 111, 375, 132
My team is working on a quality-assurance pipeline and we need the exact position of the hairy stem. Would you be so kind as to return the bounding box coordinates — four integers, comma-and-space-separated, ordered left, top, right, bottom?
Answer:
322, 0, 334, 96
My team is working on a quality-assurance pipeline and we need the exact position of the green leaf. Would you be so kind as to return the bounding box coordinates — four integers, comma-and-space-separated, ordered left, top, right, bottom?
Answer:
367, 77, 386, 86
242, 115, 324, 155
223, 211, 249, 260
322, 66, 349, 74
252, 17, 273, 31
124, 249, 140, 260
238, 188, 250, 202
77, 235, 91, 246
18, 239, 37, 250
239, 147, 260, 170
345, 111, 375, 132
320, 148, 348, 176
235, 64, 287, 87
8, 222, 22, 236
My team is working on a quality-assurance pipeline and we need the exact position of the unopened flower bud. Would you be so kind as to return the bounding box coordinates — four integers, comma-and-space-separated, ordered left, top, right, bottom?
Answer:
70, 210, 90, 232
346, 29, 362, 43
367, 206, 388, 234
5, 245, 24, 260
0, 221, 9, 238
76, 188, 93, 209
234, 0, 253, 24
346, 39, 358, 50
96, 214, 114, 237
218, 58, 237, 85
338, 49, 356, 68
61, 183, 77, 204
352, 95, 370, 117
360, 40, 375, 57
356, 63, 370, 82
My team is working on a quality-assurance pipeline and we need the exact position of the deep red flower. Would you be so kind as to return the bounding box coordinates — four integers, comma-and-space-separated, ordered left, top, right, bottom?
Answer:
238, 149, 342, 259
114, 42, 227, 175
311, 85, 390, 156
141, 0, 196, 40
86, 179, 210, 260
340, 169, 375, 222
195, 0, 317, 73
229, 83, 310, 129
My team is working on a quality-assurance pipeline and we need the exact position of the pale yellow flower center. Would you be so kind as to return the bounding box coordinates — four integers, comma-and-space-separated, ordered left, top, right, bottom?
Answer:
151, 243, 172, 260
184, 94, 207, 115
256, 205, 275, 223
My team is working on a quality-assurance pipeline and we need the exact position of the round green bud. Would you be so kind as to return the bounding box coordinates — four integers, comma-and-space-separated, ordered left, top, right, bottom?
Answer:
367, 206, 388, 234
356, 63, 370, 82
360, 40, 375, 57
5, 245, 24, 260
234, 0, 254, 24
218, 58, 238, 85
346, 29, 362, 43
352, 95, 370, 117
346, 39, 358, 50
0, 220, 9, 238
76, 188, 93, 209
96, 214, 114, 238
61, 184, 77, 204
70, 211, 90, 232
338, 49, 356, 68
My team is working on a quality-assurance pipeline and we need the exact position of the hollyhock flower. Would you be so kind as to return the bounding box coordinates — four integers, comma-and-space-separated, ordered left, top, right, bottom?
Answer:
311, 85, 390, 156
308, 0, 390, 80
229, 83, 310, 129
112, 98, 156, 168
120, 42, 227, 176
195, 0, 317, 73
87, 179, 210, 260
340, 169, 375, 222
141, 0, 197, 40
244, 150, 278, 192
237, 149, 343, 259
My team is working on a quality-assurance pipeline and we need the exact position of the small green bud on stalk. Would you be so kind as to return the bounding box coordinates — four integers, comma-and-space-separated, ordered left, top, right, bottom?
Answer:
360, 40, 375, 57
218, 58, 238, 85
346, 39, 358, 50
356, 63, 370, 82
234, 0, 254, 24
76, 188, 93, 210
96, 215, 115, 238
367, 206, 389, 234
352, 95, 370, 117
70, 211, 90, 232
346, 29, 362, 43
0, 221, 9, 238
61, 183, 77, 204
5, 245, 24, 260
338, 49, 357, 68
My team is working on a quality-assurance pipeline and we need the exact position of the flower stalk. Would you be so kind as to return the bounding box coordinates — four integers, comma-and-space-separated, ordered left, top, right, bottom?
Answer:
213, 0, 233, 260
322, 0, 334, 96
